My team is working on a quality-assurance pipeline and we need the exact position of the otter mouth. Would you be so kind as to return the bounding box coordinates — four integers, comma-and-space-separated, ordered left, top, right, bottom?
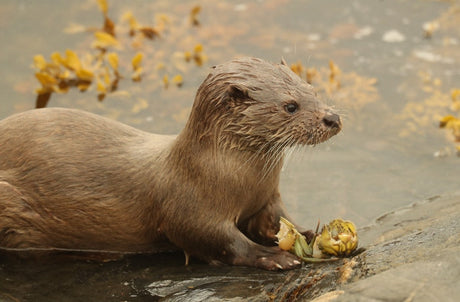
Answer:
266, 112, 342, 148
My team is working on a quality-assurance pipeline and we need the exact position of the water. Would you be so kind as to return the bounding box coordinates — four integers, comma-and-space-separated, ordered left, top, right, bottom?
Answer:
1, 0, 459, 300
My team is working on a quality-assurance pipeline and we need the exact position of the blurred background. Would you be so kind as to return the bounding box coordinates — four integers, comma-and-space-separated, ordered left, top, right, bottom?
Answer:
0, 0, 459, 300
2, 0, 458, 227
0, 0, 460, 226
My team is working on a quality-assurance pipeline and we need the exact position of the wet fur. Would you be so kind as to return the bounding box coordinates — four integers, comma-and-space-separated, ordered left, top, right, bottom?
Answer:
0, 57, 340, 270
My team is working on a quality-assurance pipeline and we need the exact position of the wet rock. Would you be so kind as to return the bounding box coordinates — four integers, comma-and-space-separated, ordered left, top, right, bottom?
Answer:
307, 192, 460, 302
335, 260, 459, 302
1, 194, 459, 302
147, 192, 460, 301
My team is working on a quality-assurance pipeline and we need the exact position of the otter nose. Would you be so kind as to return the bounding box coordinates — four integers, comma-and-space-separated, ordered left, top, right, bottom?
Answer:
322, 113, 341, 129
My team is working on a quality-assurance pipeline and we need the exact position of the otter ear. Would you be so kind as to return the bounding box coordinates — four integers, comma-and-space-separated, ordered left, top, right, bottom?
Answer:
226, 84, 249, 100
280, 57, 288, 66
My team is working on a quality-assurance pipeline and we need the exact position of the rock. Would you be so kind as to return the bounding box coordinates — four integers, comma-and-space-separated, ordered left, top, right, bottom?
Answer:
304, 193, 460, 302
1, 193, 459, 302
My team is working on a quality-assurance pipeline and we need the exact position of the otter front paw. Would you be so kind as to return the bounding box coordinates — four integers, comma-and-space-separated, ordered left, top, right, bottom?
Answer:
254, 249, 301, 271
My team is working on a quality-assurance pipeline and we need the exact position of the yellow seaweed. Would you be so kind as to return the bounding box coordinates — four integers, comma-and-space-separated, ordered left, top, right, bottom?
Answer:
97, 0, 108, 14
190, 5, 201, 26
131, 52, 143, 70
92, 31, 120, 49
61, 49, 81, 71
96, 77, 106, 93
35, 72, 57, 86
107, 52, 119, 71
33, 55, 47, 70
75, 69, 94, 81
33, 2, 204, 106
172, 74, 183, 87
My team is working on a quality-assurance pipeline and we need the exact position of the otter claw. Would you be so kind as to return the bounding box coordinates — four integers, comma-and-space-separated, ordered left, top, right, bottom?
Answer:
254, 250, 302, 270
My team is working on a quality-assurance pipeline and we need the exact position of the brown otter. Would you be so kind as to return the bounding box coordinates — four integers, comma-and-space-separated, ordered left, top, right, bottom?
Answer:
0, 57, 341, 270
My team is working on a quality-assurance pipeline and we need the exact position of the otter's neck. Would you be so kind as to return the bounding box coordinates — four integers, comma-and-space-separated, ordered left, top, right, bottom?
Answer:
170, 128, 284, 185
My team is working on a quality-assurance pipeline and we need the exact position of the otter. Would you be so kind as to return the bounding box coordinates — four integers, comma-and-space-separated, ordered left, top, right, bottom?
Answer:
0, 57, 341, 270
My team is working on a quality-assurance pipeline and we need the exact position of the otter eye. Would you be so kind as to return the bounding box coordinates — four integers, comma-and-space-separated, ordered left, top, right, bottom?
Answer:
284, 102, 298, 114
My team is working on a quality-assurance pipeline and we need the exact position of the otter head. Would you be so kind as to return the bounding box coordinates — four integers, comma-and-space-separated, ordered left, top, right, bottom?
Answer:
186, 57, 341, 154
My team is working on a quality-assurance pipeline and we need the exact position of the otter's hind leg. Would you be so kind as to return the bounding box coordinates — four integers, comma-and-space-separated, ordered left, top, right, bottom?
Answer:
0, 180, 45, 248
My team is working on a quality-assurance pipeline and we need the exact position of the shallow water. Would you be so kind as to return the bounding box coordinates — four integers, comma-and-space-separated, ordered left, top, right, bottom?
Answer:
0, 0, 459, 301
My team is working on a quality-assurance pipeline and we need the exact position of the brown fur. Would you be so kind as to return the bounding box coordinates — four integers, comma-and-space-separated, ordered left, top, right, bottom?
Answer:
0, 57, 341, 270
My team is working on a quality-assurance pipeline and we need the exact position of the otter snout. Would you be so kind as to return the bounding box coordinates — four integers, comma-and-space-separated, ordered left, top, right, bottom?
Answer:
322, 112, 342, 130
